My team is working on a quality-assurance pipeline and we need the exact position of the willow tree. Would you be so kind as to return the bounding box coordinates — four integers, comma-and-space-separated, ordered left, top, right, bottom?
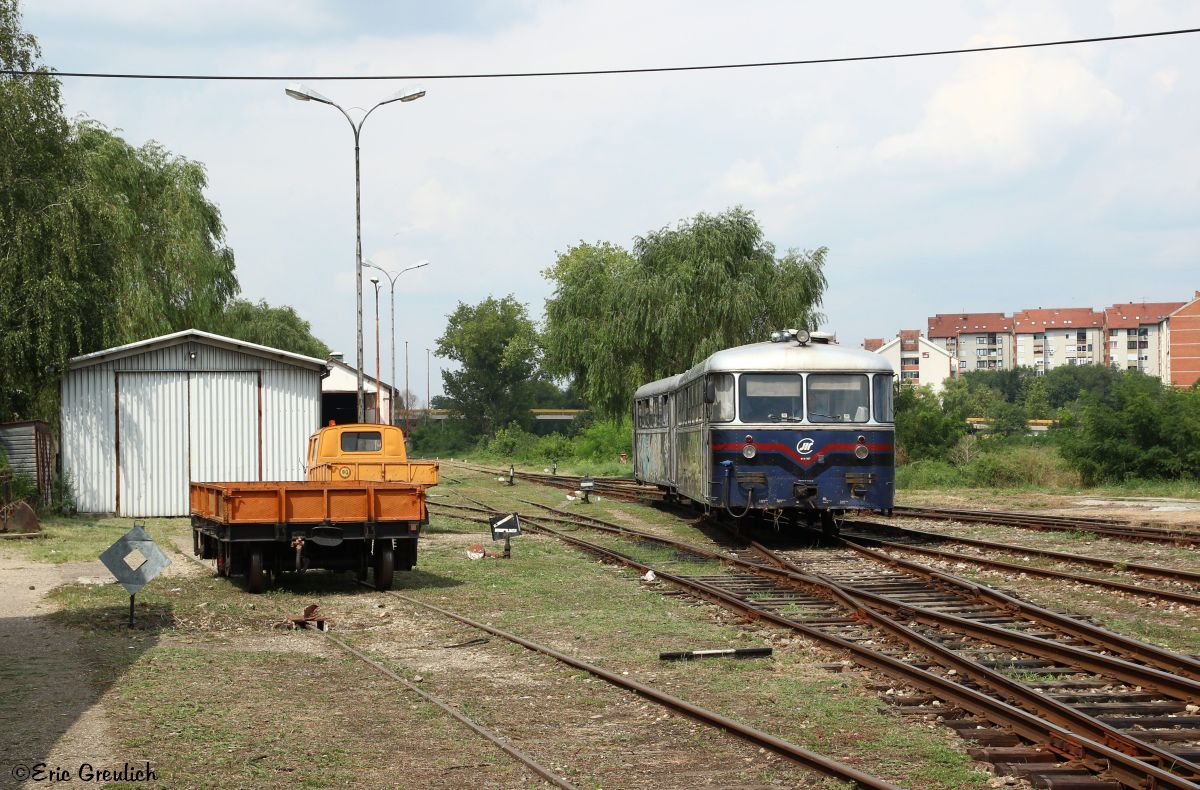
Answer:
1, 0, 241, 420
542, 207, 827, 417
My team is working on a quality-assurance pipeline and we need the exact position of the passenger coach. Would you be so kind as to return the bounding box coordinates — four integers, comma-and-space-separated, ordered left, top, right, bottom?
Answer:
632, 330, 895, 532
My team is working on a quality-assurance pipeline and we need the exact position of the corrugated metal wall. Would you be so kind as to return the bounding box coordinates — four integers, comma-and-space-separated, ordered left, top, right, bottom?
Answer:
263, 368, 322, 481
119, 372, 189, 517
62, 340, 322, 516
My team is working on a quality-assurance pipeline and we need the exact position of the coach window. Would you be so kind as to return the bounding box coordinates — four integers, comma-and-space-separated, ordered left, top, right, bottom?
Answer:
807, 374, 870, 423
872, 374, 894, 423
739, 373, 803, 423
708, 373, 735, 422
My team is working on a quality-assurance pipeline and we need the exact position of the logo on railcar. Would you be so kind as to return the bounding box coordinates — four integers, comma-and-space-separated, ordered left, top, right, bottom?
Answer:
796, 438, 815, 456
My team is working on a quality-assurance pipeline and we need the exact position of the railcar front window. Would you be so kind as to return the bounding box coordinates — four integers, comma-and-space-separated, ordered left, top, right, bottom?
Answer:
709, 373, 735, 422
739, 374, 803, 423
340, 431, 383, 452
807, 374, 870, 423
873, 374, 895, 423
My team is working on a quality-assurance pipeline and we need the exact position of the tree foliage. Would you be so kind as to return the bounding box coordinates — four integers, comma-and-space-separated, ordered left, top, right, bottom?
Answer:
208, 299, 330, 359
542, 207, 827, 417
1060, 373, 1200, 483
1, 2, 325, 421
435, 295, 541, 436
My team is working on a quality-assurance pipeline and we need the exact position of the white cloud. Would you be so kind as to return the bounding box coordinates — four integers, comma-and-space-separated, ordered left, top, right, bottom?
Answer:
875, 51, 1123, 171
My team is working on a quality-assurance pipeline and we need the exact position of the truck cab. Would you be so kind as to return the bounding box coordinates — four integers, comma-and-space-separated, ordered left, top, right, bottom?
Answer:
306, 423, 439, 485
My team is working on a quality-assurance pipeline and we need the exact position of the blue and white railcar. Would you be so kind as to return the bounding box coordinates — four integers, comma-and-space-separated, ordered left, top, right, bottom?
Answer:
633, 330, 895, 529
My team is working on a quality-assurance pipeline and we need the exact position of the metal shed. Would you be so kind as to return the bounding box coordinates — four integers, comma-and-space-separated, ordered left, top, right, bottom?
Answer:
61, 330, 327, 517
0, 420, 53, 504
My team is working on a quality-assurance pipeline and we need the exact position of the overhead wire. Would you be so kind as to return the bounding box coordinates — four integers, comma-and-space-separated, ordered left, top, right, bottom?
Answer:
2, 26, 1198, 82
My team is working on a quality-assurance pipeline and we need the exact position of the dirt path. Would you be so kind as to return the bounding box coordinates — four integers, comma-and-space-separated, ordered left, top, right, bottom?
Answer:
0, 557, 123, 788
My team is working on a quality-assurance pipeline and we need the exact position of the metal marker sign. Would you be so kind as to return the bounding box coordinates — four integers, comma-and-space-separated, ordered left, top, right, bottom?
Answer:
489, 513, 521, 542
99, 524, 171, 626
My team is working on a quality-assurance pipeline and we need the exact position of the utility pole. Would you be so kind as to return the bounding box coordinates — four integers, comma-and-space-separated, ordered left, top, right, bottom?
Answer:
426, 347, 431, 423
371, 278, 382, 423
404, 340, 410, 432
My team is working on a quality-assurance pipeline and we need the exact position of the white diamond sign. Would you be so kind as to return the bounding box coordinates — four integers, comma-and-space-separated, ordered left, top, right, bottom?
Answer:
100, 524, 171, 595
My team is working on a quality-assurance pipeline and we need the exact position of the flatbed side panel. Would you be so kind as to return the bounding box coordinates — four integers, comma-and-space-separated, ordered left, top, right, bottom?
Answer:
189, 481, 428, 524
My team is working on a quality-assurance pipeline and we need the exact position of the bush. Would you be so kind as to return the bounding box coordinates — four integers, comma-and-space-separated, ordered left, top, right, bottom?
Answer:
897, 443, 1079, 490
572, 417, 631, 462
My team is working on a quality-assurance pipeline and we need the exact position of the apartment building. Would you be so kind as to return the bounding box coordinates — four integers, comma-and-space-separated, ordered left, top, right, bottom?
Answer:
1011, 308, 1104, 374
867, 330, 953, 393
1164, 291, 1200, 388
927, 313, 1014, 377
1102, 302, 1183, 376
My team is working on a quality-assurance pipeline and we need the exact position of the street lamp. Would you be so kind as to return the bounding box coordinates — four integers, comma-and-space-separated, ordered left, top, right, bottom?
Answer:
362, 259, 430, 426
285, 82, 426, 422
370, 276, 382, 424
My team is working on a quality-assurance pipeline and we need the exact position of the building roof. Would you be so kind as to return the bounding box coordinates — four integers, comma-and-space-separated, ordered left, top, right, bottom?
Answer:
875, 333, 952, 358
927, 312, 1012, 337
862, 338, 884, 352
323, 355, 393, 393
1011, 307, 1103, 332
1103, 302, 1186, 329
68, 329, 328, 371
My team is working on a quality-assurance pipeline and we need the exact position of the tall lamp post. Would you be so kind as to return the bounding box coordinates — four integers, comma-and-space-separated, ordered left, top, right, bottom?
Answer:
285, 82, 425, 422
362, 259, 430, 426
426, 347, 431, 423
370, 277, 382, 423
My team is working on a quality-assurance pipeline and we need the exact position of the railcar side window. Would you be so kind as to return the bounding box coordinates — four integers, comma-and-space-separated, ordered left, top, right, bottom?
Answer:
709, 373, 735, 422
806, 375, 870, 423
340, 431, 383, 452
873, 374, 895, 423
739, 374, 803, 423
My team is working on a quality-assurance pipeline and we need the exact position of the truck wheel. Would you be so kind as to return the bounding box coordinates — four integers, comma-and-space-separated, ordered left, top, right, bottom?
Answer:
374, 542, 394, 591
246, 550, 264, 594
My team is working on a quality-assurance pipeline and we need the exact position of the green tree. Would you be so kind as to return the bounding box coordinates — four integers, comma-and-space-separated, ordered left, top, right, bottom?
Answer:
1, 0, 77, 420
543, 207, 827, 417
435, 295, 541, 436
893, 384, 964, 462
209, 299, 330, 359
1060, 373, 1200, 483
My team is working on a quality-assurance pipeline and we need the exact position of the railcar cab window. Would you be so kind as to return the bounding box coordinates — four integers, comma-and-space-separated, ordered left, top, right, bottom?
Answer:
340, 430, 383, 452
708, 373, 734, 422
739, 374, 803, 423
807, 374, 870, 423
872, 374, 894, 423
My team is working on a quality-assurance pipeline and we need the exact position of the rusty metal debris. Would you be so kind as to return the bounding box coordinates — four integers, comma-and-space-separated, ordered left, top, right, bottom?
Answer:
276, 603, 328, 631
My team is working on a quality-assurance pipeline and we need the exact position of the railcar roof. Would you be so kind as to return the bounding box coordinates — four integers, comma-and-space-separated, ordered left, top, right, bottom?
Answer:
633, 340, 891, 398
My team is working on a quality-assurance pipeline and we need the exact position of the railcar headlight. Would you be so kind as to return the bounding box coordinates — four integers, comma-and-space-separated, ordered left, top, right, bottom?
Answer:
854, 444, 869, 460
742, 443, 757, 459
794, 329, 811, 345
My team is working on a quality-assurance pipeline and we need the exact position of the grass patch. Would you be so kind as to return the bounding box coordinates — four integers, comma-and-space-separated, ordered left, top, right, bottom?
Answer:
0, 515, 189, 564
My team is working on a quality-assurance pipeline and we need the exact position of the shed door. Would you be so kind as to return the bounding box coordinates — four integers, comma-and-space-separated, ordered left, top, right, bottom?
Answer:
189, 372, 260, 484
118, 372, 189, 517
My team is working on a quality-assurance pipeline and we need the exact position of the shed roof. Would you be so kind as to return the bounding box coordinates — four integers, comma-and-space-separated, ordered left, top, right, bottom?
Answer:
68, 329, 328, 371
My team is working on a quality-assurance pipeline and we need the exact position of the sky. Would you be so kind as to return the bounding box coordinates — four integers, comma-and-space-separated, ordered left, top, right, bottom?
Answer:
19, 0, 1200, 401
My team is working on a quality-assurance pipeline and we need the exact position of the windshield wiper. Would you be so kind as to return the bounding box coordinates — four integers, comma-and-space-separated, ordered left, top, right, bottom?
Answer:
808, 411, 842, 422
767, 413, 804, 423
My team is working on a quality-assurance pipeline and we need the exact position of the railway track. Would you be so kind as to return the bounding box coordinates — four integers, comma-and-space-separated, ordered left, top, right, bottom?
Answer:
842, 521, 1200, 607
892, 505, 1200, 547
432, 486, 1200, 789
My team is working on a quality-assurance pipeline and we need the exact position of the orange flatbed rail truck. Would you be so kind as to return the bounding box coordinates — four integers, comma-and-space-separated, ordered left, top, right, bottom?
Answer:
190, 424, 438, 593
